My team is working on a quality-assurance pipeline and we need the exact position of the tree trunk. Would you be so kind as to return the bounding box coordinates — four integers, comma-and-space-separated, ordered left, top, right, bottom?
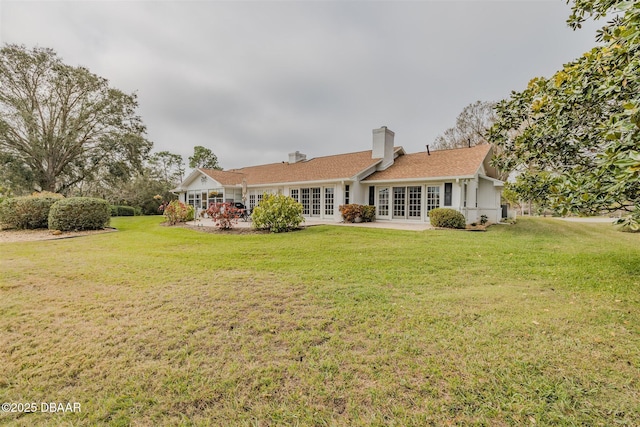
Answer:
39, 173, 57, 193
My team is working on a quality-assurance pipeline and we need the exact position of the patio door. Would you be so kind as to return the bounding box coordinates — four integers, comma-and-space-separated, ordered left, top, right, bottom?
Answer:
377, 187, 390, 218
301, 189, 310, 215
300, 187, 321, 217
390, 186, 423, 220
311, 187, 321, 217
392, 187, 406, 218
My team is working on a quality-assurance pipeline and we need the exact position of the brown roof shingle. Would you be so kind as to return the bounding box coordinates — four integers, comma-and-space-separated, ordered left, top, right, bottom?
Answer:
199, 144, 493, 187
199, 169, 245, 185
203, 150, 387, 186
364, 144, 492, 181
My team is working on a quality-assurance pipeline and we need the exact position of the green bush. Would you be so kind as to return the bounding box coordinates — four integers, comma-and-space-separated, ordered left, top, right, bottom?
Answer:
140, 198, 163, 216
185, 205, 195, 222
252, 194, 304, 232
429, 208, 466, 229
110, 205, 136, 217
48, 197, 110, 231
0, 192, 64, 229
362, 205, 376, 222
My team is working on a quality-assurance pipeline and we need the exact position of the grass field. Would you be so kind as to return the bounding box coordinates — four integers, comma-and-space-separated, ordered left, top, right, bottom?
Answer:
1, 217, 639, 426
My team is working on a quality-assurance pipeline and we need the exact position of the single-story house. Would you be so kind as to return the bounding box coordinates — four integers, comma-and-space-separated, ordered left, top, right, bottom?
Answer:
172, 126, 504, 224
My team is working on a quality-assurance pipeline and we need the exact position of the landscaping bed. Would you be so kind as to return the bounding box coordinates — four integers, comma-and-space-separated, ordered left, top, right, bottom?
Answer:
0, 227, 116, 243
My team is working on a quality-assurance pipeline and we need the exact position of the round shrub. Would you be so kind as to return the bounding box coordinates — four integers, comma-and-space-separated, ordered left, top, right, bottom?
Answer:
0, 192, 64, 229
185, 205, 195, 222
48, 197, 110, 231
252, 194, 304, 232
429, 208, 466, 229
362, 205, 376, 222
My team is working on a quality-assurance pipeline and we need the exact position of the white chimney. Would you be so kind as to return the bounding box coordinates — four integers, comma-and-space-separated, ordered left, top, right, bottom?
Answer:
372, 126, 394, 169
288, 151, 307, 164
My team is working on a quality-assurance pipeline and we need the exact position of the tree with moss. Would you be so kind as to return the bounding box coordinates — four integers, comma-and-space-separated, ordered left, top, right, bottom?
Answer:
0, 44, 152, 194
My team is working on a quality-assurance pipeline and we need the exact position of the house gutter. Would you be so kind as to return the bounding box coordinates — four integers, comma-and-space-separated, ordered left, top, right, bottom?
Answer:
247, 178, 356, 188
363, 175, 476, 184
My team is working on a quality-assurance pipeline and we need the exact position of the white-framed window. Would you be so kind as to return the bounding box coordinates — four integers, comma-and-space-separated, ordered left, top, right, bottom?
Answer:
290, 189, 299, 203
207, 189, 224, 207
311, 188, 321, 216
186, 191, 208, 209
378, 187, 389, 217
249, 194, 256, 210
382, 186, 423, 220
301, 188, 310, 215
324, 188, 334, 216
427, 186, 440, 215
408, 186, 421, 218
393, 187, 406, 218
344, 185, 350, 204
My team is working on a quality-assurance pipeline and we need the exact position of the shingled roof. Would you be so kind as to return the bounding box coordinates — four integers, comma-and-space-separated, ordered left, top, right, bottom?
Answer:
195, 144, 494, 188
201, 148, 402, 186
199, 169, 245, 186
363, 144, 493, 181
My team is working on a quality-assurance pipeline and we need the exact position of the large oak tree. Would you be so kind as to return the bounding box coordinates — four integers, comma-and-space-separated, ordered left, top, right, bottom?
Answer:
0, 44, 152, 194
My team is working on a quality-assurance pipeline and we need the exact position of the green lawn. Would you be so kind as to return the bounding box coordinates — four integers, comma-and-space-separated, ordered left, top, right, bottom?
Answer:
1, 217, 638, 426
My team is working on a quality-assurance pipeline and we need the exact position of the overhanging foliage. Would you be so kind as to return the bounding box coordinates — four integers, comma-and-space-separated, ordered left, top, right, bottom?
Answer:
489, 1, 640, 215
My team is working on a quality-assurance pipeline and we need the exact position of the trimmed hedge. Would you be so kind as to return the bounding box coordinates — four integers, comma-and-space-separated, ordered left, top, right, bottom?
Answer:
429, 208, 466, 229
110, 205, 136, 216
48, 197, 110, 231
0, 193, 64, 229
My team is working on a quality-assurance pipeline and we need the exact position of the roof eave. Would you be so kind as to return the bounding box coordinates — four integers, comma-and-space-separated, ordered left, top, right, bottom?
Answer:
352, 159, 384, 181
479, 174, 504, 186
247, 177, 357, 187
364, 174, 477, 183
173, 168, 206, 191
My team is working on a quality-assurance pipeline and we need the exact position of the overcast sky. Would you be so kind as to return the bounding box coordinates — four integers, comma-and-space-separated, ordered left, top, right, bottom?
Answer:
1, 0, 602, 171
